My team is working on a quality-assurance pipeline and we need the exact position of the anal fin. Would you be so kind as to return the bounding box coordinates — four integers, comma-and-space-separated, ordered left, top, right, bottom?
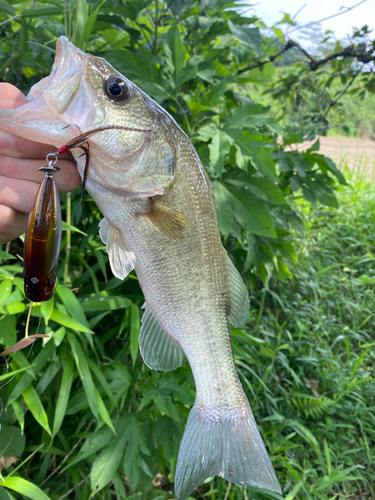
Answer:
227, 255, 250, 327
139, 304, 184, 371
99, 218, 136, 280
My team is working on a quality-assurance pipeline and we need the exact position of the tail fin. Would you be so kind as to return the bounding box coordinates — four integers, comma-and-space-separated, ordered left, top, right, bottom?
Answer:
174, 403, 281, 500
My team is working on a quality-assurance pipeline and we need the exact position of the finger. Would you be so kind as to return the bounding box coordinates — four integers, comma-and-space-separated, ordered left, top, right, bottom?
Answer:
0, 83, 29, 110
0, 154, 81, 193
0, 175, 44, 214
0, 129, 73, 160
0, 204, 28, 244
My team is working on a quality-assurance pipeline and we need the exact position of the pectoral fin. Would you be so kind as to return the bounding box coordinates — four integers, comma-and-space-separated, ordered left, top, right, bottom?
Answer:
141, 203, 190, 241
99, 218, 136, 280
227, 255, 250, 327
139, 304, 184, 371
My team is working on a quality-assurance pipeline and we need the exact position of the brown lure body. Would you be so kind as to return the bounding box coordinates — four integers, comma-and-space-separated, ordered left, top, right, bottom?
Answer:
24, 165, 62, 302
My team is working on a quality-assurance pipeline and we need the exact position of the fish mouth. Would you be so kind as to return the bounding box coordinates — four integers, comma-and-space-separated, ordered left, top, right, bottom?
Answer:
0, 36, 87, 146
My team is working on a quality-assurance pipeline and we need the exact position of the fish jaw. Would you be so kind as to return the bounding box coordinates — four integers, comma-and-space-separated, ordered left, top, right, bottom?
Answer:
0, 102, 72, 148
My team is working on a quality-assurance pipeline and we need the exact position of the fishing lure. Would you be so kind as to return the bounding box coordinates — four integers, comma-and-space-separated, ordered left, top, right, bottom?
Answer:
23, 153, 62, 302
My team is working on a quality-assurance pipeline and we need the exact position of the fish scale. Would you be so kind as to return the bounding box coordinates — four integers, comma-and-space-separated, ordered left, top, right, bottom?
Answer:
0, 36, 281, 500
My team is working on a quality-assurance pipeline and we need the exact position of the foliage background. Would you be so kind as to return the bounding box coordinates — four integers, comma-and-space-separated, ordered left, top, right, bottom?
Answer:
0, 1, 374, 499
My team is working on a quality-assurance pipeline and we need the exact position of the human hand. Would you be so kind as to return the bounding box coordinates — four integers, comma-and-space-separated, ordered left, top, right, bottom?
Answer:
0, 83, 81, 244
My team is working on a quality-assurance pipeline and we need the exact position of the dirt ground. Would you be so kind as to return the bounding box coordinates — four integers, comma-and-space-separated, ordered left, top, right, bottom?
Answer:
294, 136, 375, 179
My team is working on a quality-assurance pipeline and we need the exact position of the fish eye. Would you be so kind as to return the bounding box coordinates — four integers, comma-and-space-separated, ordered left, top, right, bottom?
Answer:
104, 77, 128, 101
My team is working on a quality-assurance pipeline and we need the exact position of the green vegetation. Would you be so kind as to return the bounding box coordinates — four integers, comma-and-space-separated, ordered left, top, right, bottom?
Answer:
0, 1, 374, 499
327, 91, 375, 139
1, 166, 375, 500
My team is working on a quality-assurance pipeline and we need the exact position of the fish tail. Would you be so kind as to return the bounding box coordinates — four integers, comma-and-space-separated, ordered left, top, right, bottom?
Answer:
174, 402, 281, 500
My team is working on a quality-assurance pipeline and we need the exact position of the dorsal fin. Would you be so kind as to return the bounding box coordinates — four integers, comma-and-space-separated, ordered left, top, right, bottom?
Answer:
226, 255, 250, 327
99, 218, 136, 280
139, 304, 184, 371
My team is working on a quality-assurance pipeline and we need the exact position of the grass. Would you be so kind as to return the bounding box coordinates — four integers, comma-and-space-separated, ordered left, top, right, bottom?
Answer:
0, 165, 374, 500
237, 164, 375, 500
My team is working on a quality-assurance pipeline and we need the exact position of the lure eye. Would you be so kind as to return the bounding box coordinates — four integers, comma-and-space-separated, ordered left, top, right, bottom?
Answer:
104, 77, 128, 101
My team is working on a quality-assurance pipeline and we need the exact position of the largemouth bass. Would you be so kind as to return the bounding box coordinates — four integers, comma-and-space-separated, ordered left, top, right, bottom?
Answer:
0, 37, 281, 499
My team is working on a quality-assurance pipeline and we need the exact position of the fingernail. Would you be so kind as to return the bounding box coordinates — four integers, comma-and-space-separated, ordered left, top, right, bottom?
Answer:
0, 130, 13, 150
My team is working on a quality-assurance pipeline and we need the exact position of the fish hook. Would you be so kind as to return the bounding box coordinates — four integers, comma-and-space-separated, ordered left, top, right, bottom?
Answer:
55, 124, 153, 205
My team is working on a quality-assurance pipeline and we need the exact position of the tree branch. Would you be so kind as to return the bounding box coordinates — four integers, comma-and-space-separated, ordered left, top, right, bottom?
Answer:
308, 45, 375, 70
237, 39, 375, 75
323, 65, 364, 118
238, 39, 297, 74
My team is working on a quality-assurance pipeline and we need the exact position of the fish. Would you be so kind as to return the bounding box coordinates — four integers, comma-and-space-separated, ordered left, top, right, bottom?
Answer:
23, 158, 62, 302
0, 37, 281, 499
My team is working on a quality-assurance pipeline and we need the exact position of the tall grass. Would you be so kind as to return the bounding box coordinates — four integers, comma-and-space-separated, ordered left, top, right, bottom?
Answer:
244, 163, 375, 500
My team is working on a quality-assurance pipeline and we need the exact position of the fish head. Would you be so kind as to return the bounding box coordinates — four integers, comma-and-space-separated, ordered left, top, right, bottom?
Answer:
0, 37, 178, 197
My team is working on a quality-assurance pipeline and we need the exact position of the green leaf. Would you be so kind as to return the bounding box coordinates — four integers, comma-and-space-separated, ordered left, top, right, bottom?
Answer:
1, 477, 51, 500
88, 359, 117, 407
91, 426, 129, 493
105, 49, 159, 83
8, 339, 56, 405
130, 304, 140, 367
82, 13, 98, 43
1, 302, 25, 316
50, 310, 92, 333
228, 20, 261, 55
213, 181, 234, 237
318, 155, 346, 185
20, 5, 63, 17
0, 280, 12, 307
0, 250, 16, 260
22, 385, 51, 435
0, 486, 16, 500
82, 0, 106, 42
11, 398, 25, 433
68, 333, 98, 417
164, 23, 187, 88
76, 0, 88, 41
351, 348, 370, 378
95, 388, 116, 434
64, 428, 113, 471
324, 439, 331, 475
288, 419, 319, 457
312, 465, 363, 492
80, 296, 131, 313
56, 286, 90, 328
0, 315, 16, 347
0, 365, 33, 383
61, 221, 87, 236
225, 103, 268, 128
122, 417, 150, 489
219, 180, 277, 238
40, 298, 54, 326
209, 130, 229, 175
0, 424, 25, 458
285, 482, 303, 500
52, 346, 74, 437
0, 0, 15, 16
223, 169, 288, 205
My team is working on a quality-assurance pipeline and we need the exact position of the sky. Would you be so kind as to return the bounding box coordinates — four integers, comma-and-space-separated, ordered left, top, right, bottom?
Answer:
247, 0, 374, 42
